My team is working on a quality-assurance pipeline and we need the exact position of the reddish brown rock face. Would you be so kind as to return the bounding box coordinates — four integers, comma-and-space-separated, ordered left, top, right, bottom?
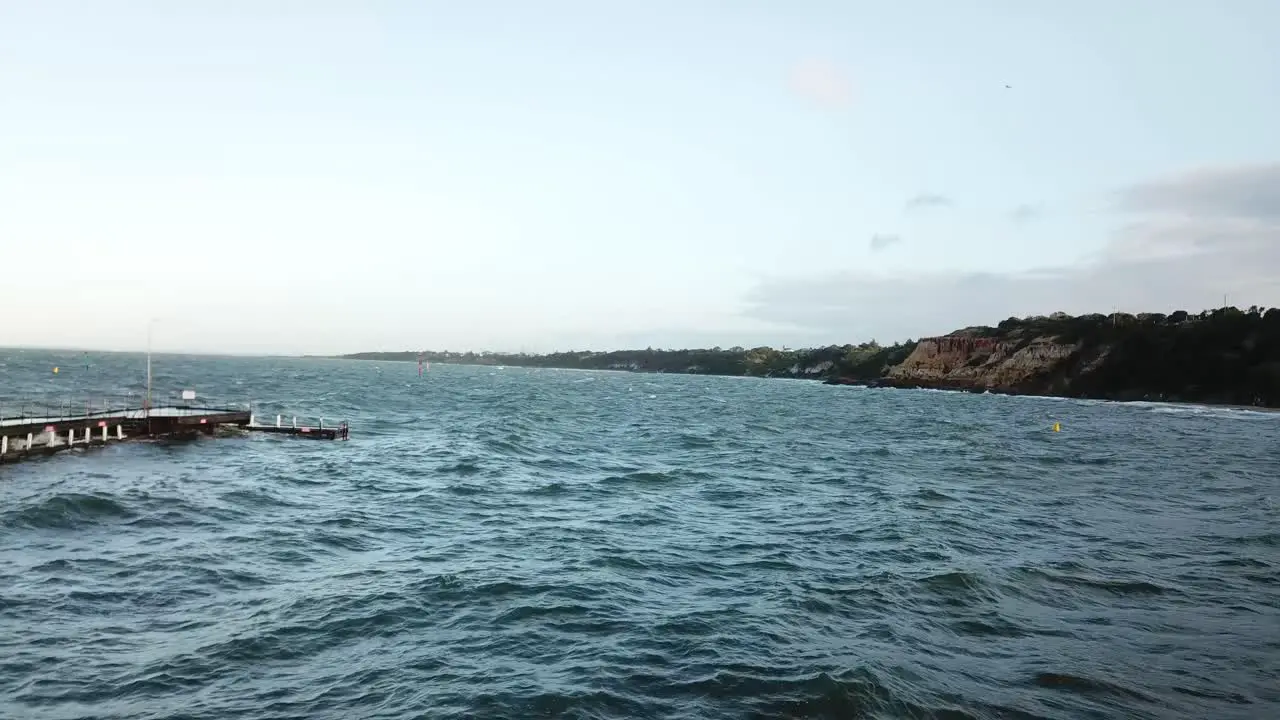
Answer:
886, 334, 1080, 393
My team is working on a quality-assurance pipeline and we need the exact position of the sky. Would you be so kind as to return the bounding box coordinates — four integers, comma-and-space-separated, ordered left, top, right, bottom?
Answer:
2, 1, 1278, 354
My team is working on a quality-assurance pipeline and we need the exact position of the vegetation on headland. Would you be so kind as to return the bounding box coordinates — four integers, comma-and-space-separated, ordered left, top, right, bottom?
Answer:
956, 306, 1280, 407
338, 306, 1280, 407
340, 341, 917, 383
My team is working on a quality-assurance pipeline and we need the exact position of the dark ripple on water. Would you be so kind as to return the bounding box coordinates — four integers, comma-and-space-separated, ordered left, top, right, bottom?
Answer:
2, 353, 1279, 719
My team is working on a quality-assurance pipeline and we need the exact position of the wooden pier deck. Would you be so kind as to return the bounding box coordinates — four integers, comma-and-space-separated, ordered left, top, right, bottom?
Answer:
1, 405, 347, 465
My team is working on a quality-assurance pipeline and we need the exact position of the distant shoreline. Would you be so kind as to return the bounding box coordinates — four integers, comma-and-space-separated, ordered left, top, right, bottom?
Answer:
332, 353, 1280, 412
334, 307, 1280, 409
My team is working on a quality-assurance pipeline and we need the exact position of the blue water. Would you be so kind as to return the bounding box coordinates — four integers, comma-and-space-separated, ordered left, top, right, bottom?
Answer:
1, 349, 1278, 719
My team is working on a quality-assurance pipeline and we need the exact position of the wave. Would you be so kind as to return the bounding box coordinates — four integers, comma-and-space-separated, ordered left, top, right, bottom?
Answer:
917, 570, 1001, 604
3, 493, 135, 529
1132, 401, 1280, 420
916, 488, 956, 501
1016, 567, 1176, 597
523, 481, 571, 496
1032, 671, 1156, 702
600, 470, 681, 485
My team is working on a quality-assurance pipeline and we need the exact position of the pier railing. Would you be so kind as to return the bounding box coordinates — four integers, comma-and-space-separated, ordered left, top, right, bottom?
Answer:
1, 394, 347, 431
0, 395, 252, 425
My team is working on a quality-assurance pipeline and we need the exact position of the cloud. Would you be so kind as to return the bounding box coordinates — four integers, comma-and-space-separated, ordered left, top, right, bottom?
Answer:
869, 233, 902, 252
743, 162, 1280, 342
1116, 162, 1280, 220
1010, 204, 1041, 223
905, 193, 951, 212
788, 58, 853, 108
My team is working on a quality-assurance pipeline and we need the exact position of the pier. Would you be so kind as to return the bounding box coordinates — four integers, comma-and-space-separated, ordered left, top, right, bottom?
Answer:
249, 414, 349, 441
0, 401, 348, 465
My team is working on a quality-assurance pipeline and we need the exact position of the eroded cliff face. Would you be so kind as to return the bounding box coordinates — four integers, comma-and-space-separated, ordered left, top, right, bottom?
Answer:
883, 332, 1083, 393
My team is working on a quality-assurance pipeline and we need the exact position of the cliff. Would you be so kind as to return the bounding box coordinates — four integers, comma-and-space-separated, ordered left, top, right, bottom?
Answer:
883, 332, 1080, 394
873, 308, 1280, 406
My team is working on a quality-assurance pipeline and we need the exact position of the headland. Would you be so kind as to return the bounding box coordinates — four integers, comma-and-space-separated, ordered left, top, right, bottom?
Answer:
338, 306, 1280, 408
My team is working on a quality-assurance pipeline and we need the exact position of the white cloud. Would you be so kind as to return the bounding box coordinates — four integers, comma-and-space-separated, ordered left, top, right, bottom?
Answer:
1116, 162, 1280, 220
743, 163, 1280, 342
1010, 204, 1041, 223
869, 233, 902, 252
905, 193, 952, 212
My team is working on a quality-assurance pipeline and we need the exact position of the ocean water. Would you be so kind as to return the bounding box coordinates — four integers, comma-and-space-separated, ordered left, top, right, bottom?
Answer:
1, 349, 1278, 720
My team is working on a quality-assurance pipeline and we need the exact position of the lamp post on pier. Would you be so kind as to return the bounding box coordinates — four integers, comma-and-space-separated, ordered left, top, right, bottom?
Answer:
145, 317, 161, 434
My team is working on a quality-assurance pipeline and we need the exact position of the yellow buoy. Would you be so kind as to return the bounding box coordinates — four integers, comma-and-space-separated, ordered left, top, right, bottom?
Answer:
53, 366, 59, 374
1052, 422, 1061, 432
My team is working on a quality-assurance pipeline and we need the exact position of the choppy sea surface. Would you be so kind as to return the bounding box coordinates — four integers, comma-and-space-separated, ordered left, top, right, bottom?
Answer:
1, 349, 1277, 720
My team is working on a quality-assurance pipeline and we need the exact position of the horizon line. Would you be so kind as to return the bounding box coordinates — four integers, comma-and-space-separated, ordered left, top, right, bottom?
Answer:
2, 304, 1263, 359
